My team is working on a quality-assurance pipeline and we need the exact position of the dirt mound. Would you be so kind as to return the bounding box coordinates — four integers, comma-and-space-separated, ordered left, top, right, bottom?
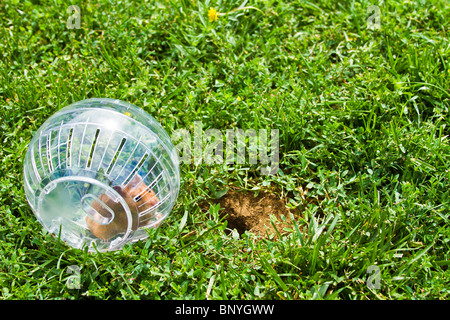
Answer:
207, 190, 299, 238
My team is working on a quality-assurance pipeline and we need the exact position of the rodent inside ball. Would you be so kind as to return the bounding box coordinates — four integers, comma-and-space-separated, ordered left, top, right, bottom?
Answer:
85, 174, 162, 241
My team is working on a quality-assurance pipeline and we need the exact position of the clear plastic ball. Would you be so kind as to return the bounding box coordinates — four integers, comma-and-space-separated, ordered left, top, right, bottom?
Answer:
23, 98, 180, 252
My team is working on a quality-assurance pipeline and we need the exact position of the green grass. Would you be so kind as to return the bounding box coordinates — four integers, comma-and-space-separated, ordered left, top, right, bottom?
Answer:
1, 0, 450, 299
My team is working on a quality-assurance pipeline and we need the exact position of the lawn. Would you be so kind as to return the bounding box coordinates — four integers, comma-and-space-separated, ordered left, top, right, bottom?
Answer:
1, 0, 450, 300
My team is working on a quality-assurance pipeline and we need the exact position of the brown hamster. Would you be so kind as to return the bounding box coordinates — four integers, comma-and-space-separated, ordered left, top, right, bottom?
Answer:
85, 175, 160, 240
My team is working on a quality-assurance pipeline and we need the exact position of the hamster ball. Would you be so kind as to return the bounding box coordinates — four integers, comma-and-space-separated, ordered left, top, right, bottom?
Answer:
23, 98, 180, 252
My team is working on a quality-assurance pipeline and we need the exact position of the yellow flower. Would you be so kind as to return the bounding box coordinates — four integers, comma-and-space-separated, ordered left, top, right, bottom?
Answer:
208, 7, 218, 22
124, 111, 131, 117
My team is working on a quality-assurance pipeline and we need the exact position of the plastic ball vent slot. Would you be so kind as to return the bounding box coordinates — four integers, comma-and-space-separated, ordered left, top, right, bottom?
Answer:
81, 194, 115, 225
23, 98, 180, 252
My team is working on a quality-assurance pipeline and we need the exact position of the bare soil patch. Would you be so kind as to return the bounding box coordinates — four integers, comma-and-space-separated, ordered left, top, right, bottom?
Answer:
203, 189, 300, 238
